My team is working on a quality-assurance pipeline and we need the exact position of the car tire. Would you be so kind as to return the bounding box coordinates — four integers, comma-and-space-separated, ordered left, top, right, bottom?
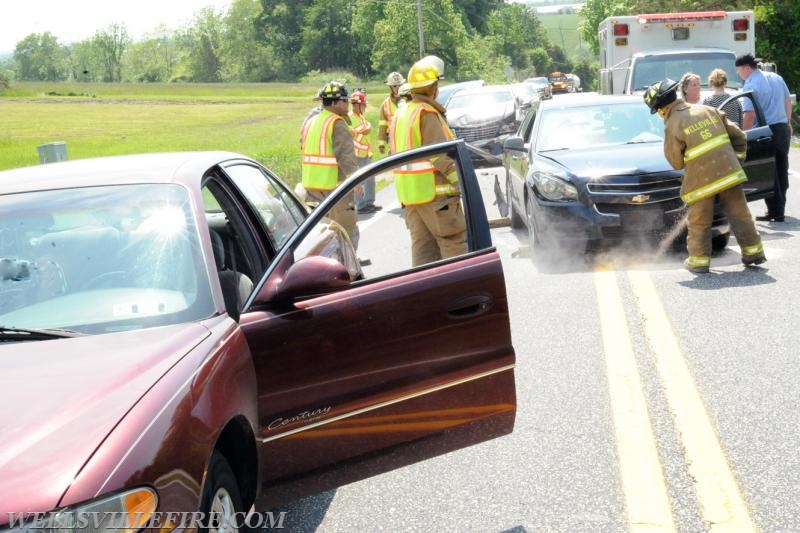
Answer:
525, 192, 541, 250
711, 232, 730, 252
200, 451, 246, 533
507, 175, 525, 229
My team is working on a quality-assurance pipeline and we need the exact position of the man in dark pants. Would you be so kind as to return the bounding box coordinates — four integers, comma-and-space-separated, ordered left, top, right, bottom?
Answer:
735, 53, 793, 222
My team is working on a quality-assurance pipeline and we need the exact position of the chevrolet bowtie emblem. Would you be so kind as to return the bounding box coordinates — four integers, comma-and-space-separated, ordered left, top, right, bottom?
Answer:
631, 194, 650, 204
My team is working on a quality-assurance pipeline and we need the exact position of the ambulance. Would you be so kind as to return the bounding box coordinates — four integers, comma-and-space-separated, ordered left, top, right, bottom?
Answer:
598, 10, 755, 95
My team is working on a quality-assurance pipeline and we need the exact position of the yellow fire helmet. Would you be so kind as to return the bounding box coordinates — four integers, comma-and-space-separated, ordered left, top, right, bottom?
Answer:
406, 55, 445, 89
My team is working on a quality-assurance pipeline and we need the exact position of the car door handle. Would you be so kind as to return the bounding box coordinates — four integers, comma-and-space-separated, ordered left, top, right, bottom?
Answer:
446, 293, 494, 319
755, 136, 772, 144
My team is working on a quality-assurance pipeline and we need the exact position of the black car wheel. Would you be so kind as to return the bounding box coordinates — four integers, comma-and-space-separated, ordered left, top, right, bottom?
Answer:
507, 175, 525, 229
200, 451, 246, 533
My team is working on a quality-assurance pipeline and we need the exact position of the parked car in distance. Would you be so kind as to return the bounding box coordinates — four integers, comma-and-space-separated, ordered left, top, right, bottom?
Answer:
502, 93, 775, 261
436, 79, 485, 106
511, 82, 542, 111
445, 84, 521, 157
523, 77, 552, 100
0, 141, 516, 524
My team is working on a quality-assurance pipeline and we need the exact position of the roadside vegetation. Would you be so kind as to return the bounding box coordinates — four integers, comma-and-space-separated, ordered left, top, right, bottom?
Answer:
0, 81, 388, 183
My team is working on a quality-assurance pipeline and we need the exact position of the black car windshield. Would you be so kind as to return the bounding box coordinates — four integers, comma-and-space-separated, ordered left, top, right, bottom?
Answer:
0, 184, 214, 334
537, 102, 664, 152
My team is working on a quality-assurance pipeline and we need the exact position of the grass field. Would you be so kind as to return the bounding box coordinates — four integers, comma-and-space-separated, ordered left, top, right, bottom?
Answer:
0, 81, 388, 185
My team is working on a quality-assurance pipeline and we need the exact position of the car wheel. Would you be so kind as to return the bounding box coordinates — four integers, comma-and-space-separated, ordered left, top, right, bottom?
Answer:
507, 175, 524, 229
525, 192, 541, 249
712, 232, 730, 252
200, 451, 245, 533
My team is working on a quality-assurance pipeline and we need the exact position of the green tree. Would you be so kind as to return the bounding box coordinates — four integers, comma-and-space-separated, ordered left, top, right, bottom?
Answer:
547, 45, 572, 74
454, 0, 501, 35
372, 0, 469, 79
14, 32, 67, 81
92, 23, 130, 82
219, 0, 277, 81
65, 40, 102, 82
180, 8, 224, 82
255, 0, 314, 80
350, 0, 385, 78
301, 0, 355, 73
754, 0, 800, 98
486, 3, 549, 74
123, 31, 179, 82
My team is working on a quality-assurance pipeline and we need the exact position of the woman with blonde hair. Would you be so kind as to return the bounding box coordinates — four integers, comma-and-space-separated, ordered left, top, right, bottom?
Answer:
679, 72, 702, 104
702, 68, 743, 128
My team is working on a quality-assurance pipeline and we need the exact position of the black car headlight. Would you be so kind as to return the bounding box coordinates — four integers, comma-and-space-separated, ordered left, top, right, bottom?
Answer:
534, 173, 578, 202
6, 488, 157, 533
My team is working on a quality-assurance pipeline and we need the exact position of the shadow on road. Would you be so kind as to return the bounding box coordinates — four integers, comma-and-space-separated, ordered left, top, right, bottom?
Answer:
262, 490, 335, 532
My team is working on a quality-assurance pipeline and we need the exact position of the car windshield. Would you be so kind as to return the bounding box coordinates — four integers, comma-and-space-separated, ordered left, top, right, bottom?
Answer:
537, 102, 665, 152
527, 78, 548, 88
631, 51, 741, 91
514, 84, 538, 99
447, 88, 513, 111
0, 184, 214, 334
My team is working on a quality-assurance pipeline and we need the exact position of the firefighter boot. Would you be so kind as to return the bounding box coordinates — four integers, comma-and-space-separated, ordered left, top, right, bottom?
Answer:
684, 256, 710, 274
742, 251, 767, 267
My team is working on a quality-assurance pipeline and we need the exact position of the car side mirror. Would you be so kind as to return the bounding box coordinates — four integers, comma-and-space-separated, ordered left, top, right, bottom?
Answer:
259, 255, 351, 304
504, 136, 524, 151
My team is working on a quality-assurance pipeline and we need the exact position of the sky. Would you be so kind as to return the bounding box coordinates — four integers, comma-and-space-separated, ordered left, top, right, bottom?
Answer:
0, 0, 235, 54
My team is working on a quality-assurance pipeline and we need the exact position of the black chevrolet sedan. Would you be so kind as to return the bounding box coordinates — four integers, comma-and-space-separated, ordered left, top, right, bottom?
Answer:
502, 93, 776, 259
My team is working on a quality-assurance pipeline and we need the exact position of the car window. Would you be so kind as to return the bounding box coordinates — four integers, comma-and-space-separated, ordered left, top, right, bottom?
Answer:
0, 184, 214, 334
519, 104, 539, 143
287, 141, 487, 284
223, 163, 306, 250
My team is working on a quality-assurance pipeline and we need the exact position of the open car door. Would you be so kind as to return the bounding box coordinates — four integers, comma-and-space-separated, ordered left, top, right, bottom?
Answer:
720, 91, 776, 201
239, 140, 516, 507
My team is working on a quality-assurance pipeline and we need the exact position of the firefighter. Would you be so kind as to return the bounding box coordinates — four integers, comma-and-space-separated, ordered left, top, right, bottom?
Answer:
377, 71, 406, 155
643, 78, 766, 273
389, 55, 467, 267
301, 80, 360, 248
349, 90, 380, 213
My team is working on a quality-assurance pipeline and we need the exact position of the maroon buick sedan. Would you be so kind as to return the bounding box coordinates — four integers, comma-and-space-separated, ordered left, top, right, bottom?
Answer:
0, 140, 516, 531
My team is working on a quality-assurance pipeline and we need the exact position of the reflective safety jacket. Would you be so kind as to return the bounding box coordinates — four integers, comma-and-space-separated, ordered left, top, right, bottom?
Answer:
377, 95, 400, 152
350, 112, 373, 158
663, 98, 748, 205
301, 109, 346, 191
389, 97, 458, 205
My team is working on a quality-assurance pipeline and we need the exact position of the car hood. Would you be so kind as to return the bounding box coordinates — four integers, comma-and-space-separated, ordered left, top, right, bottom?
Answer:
0, 324, 210, 515
539, 143, 673, 180
448, 101, 516, 127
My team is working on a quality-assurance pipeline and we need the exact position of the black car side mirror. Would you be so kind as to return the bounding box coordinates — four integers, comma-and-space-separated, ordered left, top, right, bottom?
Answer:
503, 136, 525, 151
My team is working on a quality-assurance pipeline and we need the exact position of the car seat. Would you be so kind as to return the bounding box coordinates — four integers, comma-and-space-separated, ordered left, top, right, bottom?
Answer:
209, 229, 252, 319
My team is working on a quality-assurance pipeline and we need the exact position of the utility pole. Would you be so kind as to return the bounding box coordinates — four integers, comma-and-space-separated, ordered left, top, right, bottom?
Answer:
417, 0, 425, 58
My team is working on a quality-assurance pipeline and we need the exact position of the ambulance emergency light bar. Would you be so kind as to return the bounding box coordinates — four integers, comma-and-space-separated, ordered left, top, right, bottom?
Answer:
611, 11, 750, 45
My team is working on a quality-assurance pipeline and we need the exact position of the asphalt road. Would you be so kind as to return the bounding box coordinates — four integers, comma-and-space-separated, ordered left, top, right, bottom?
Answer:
264, 147, 800, 532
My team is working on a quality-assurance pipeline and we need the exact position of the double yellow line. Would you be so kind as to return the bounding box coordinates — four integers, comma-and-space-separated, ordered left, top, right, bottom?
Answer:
594, 267, 756, 532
